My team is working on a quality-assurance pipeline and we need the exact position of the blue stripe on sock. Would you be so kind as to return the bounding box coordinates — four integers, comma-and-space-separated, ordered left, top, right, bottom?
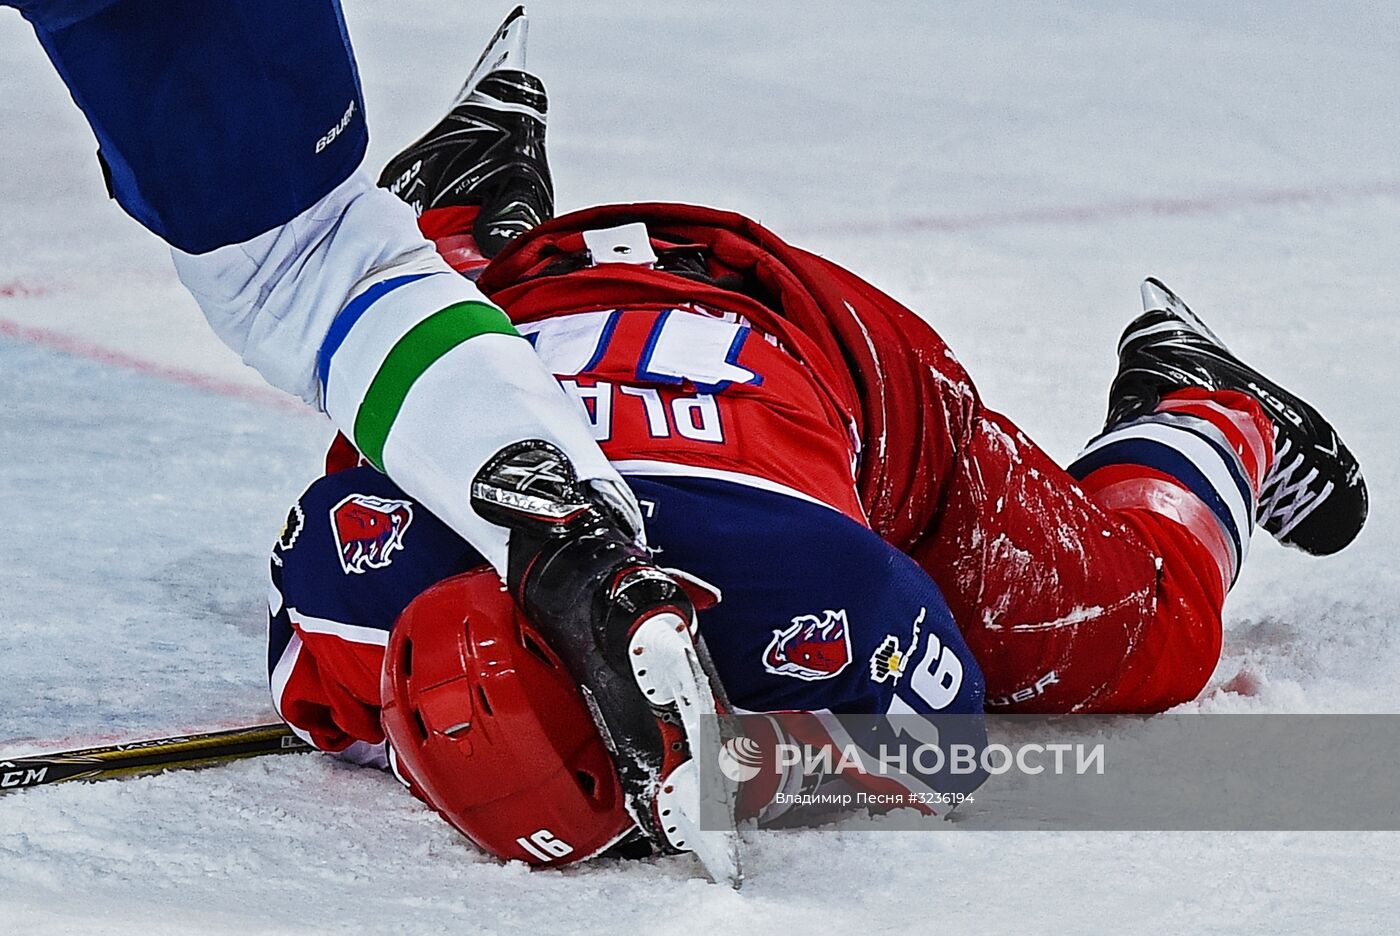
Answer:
1132, 413, 1256, 514
316, 272, 442, 391
1070, 436, 1245, 553
1075, 413, 1257, 514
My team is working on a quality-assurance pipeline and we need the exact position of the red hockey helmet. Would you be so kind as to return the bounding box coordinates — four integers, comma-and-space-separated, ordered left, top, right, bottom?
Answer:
380, 568, 637, 866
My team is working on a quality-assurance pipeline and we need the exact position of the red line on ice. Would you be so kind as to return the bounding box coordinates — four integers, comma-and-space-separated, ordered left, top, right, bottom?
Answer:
798, 179, 1400, 236
3, 177, 1398, 405
0, 280, 45, 298
0, 317, 311, 415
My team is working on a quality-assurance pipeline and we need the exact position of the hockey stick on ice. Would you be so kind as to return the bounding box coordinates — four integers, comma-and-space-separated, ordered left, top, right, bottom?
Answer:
0, 723, 311, 794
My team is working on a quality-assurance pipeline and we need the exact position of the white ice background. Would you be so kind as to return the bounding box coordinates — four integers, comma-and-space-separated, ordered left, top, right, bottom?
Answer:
1, 1, 1397, 932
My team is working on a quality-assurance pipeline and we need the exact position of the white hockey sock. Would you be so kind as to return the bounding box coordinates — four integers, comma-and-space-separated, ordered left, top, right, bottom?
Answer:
173, 171, 628, 574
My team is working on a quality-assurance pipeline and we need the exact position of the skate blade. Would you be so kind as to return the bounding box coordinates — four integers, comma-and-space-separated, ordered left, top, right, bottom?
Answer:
453, 5, 532, 108
1140, 277, 1228, 348
629, 613, 744, 889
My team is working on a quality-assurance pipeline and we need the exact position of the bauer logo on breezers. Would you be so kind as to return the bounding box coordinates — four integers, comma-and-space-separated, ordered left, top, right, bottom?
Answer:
717, 736, 765, 782
315, 99, 357, 153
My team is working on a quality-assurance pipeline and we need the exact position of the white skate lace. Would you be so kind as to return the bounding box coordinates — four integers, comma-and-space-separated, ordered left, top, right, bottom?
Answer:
1257, 434, 1333, 539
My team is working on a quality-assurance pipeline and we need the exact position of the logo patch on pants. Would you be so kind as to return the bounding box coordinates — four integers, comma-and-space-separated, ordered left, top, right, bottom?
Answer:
763, 609, 852, 681
278, 503, 305, 551
870, 607, 925, 685
331, 494, 413, 574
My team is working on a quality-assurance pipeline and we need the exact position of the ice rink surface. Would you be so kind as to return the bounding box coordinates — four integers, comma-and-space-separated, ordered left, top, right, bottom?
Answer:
1, 1, 1396, 932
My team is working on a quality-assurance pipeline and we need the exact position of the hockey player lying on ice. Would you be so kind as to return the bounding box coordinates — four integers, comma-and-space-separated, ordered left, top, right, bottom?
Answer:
267, 13, 1367, 873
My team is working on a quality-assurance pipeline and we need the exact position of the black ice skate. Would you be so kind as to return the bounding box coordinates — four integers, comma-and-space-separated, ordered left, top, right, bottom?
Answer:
376, 5, 553, 257
471, 442, 742, 887
1107, 277, 1367, 556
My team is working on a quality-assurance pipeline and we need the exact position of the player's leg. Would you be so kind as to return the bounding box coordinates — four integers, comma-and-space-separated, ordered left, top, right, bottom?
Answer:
1058, 386, 1274, 710
903, 346, 1263, 713
10, 0, 366, 253
908, 399, 1177, 712
908, 280, 1364, 713
9, 0, 632, 574
824, 277, 1185, 712
911, 387, 1269, 713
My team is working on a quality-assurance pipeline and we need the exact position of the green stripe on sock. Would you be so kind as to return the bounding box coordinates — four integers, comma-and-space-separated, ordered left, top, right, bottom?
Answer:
353, 300, 518, 469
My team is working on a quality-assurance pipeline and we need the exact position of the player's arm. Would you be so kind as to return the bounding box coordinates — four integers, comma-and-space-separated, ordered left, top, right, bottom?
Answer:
263, 466, 485, 769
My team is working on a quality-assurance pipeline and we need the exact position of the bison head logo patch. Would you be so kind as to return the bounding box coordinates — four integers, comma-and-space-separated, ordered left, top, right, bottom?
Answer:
763, 609, 852, 681
331, 494, 413, 574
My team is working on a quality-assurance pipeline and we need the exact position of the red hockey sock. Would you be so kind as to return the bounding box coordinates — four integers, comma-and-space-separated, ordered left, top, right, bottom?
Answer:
418, 206, 490, 278
1072, 388, 1275, 596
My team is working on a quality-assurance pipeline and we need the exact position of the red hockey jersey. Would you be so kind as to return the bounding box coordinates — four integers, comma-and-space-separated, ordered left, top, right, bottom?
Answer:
477, 202, 969, 551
